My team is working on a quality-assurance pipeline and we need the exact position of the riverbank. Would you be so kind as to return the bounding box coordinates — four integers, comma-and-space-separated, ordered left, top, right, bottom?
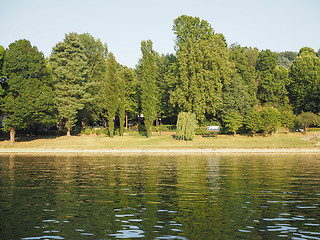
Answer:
1, 147, 320, 155
1, 132, 319, 154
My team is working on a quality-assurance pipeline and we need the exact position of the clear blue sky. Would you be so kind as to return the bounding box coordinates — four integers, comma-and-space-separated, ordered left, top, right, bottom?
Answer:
1, 0, 319, 68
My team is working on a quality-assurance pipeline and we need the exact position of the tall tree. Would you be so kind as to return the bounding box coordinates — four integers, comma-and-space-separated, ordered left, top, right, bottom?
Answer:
256, 49, 289, 106
123, 67, 139, 129
288, 47, 320, 113
117, 68, 125, 136
230, 44, 259, 100
50, 33, 89, 136
0, 45, 5, 96
221, 74, 252, 117
78, 33, 108, 127
171, 15, 230, 123
102, 52, 119, 137
2, 40, 55, 143
139, 40, 158, 137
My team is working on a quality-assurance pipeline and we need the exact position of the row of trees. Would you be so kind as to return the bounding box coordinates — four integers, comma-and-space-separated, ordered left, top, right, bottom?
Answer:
1, 15, 320, 143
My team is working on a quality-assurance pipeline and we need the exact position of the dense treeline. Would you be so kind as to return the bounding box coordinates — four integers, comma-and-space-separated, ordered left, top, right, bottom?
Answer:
1, 15, 320, 143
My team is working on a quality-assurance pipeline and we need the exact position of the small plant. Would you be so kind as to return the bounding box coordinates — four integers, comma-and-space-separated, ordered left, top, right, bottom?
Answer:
96, 129, 101, 135
91, 128, 96, 134
84, 129, 91, 135
81, 129, 85, 134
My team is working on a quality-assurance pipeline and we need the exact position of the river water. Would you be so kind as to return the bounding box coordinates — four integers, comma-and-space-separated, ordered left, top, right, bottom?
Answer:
0, 154, 319, 240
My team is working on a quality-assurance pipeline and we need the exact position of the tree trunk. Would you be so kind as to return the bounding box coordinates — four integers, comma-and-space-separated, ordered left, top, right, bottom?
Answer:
67, 128, 71, 136
125, 112, 128, 130
10, 128, 15, 145
304, 125, 307, 134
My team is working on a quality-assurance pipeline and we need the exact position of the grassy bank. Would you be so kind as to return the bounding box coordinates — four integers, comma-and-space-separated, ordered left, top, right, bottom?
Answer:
0, 131, 319, 150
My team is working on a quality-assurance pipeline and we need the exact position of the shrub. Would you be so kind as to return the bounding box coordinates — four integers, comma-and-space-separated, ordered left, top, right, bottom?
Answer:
84, 129, 91, 135
102, 128, 108, 135
96, 129, 101, 135
91, 128, 96, 134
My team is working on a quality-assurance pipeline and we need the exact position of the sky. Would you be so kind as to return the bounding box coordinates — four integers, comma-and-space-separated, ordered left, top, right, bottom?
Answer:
1, 0, 319, 68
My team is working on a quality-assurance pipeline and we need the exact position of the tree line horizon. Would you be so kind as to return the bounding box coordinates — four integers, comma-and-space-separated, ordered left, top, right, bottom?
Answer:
1, 15, 320, 143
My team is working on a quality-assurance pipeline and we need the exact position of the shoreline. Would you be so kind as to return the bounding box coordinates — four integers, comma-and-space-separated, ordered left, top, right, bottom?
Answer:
1, 147, 320, 155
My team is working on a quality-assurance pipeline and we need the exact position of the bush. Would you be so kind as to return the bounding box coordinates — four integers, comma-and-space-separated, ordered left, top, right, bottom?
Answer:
81, 129, 85, 134
96, 129, 101, 135
151, 124, 176, 132
91, 128, 96, 134
84, 129, 91, 135
102, 128, 108, 135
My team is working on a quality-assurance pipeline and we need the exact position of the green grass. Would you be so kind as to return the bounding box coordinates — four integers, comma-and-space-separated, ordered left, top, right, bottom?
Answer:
0, 131, 319, 149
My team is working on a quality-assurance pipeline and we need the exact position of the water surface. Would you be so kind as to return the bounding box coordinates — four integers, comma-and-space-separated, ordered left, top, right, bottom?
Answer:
0, 154, 319, 239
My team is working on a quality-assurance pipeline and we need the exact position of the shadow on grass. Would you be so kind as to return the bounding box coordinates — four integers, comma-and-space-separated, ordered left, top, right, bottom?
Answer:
0, 134, 61, 143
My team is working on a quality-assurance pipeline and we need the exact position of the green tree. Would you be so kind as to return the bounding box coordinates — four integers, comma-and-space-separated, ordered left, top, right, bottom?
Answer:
139, 40, 158, 137
123, 67, 139, 129
222, 110, 243, 136
2, 40, 55, 143
230, 44, 259, 100
176, 112, 197, 141
288, 47, 320, 113
277, 51, 297, 68
244, 107, 262, 137
221, 74, 252, 117
280, 109, 296, 132
260, 106, 281, 136
50, 33, 89, 136
78, 33, 108, 128
296, 111, 319, 134
102, 52, 119, 137
171, 15, 231, 123
0, 45, 5, 96
117, 68, 125, 136
256, 49, 289, 106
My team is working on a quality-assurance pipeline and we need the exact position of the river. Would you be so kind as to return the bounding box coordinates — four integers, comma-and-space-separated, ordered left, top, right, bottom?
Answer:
0, 154, 319, 239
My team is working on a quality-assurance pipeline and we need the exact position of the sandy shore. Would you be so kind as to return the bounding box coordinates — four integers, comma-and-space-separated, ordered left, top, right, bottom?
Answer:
1, 147, 320, 155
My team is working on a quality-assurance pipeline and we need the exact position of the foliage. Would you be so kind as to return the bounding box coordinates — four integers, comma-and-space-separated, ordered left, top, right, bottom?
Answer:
171, 15, 232, 123
277, 51, 297, 68
176, 112, 197, 141
260, 106, 281, 136
139, 40, 158, 137
96, 129, 101, 135
117, 68, 125, 136
1, 39, 56, 143
102, 52, 119, 137
77, 33, 107, 127
84, 129, 91, 135
101, 128, 108, 135
288, 47, 320, 113
221, 74, 252, 117
256, 50, 289, 106
296, 111, 319, 134
280, 109, 296, 132
244, 107, 262, 137
222, 110, 243, 136
50, 33, 89, 136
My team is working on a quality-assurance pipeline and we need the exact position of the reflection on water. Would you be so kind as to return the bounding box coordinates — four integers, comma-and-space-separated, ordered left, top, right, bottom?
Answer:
0, 154, 319, 239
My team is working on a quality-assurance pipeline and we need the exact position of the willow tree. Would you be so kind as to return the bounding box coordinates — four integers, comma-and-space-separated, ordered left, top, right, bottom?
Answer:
50, 33, 89, 136
171, 15, 232, 123
176, 112, 197, 141
139, 40, 158, 137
